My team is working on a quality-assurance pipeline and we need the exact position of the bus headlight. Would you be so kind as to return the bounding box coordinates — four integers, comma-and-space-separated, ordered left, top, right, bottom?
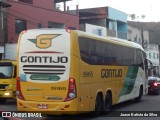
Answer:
4, 92, 10, 96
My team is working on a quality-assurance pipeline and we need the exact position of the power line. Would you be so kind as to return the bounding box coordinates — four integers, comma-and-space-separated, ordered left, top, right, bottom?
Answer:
2, 10, 46, 27
8, 8, 48, 27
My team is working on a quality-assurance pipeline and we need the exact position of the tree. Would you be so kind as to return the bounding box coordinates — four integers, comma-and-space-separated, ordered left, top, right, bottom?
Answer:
128, 14, 146, 21
141, 15, 145, 19
129, 14, 136, 20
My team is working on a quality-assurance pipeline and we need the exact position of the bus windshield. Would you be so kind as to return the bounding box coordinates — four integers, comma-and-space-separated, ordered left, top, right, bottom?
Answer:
0, 65, 12, 79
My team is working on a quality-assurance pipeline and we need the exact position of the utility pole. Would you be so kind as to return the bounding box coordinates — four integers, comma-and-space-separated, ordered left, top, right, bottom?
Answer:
141, 29, 144, 48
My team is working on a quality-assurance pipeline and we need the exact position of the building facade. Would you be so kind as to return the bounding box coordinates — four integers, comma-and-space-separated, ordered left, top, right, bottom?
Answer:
127, 25, 159, 76
127, 25, 149, 48
146, 44, 159, 75
79, 6, 128, 39
3, 0, 79, 59
0, 0, 10, 59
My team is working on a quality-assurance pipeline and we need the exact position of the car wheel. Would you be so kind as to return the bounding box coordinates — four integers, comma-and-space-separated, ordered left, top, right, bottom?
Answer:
156, 91, 159, 95
135, 86, 143, 102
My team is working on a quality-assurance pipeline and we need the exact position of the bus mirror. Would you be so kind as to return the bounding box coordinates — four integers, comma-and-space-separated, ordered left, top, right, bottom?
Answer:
146, 59, 153, 69
146, 59, 154, 76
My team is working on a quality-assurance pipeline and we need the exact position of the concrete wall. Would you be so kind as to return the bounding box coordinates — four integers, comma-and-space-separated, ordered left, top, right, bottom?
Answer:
108, 7, 127, 23
146, 44, 159, 67
127, 25, 149, 47
5, 43, 17, 60
108, 7, 127, 34
85, 23, 107, 37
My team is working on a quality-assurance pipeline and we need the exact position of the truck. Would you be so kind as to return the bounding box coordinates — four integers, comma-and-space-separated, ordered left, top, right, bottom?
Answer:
0, 60, 17, 103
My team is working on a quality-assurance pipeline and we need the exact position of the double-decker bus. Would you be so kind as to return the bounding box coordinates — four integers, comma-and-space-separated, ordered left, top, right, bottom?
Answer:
16, 29, 148, 115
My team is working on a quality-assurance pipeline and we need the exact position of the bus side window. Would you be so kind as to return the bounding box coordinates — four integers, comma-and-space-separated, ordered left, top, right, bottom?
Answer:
13, 66, 17, 78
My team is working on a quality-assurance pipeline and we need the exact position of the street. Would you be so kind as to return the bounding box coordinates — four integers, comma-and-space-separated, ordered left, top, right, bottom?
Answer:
1, 95, 160, 120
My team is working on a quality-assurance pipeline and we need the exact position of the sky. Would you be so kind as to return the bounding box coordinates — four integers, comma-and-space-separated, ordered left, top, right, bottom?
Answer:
77, 0, 160, 22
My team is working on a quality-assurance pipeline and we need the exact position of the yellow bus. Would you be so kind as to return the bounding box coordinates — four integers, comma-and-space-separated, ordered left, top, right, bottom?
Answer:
0, 60, 17, 104
16, 29, 148, 115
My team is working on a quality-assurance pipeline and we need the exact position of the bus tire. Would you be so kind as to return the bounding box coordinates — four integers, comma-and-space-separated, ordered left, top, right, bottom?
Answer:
102, 93, 112, 114
135, 86, 143, 102
0, 98, 7, 104
94, 94, 102, 116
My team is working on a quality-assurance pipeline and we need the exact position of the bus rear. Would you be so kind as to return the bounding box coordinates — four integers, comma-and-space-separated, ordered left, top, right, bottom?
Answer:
17, 29, 78, 114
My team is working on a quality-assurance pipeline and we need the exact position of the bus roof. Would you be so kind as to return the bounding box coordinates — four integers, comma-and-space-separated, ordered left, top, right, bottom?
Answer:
20, 28, 144, 52
76, 30, 144, 52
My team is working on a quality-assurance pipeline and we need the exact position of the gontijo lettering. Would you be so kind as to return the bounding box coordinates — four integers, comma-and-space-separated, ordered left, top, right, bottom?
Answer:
101, 69, 122, 78
21, 56, 68, 63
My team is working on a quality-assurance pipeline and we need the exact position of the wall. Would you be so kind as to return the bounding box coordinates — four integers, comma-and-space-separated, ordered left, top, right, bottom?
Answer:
146, 44, 159, 67
127, 25, 149, 47
108, 7, 127, 38
33, 0, 54, 10
127, 26, 142, 45
6, 0, 79, 43
108, 7, 127, 23
5, 43, 17, 60
85, 23, 107, 37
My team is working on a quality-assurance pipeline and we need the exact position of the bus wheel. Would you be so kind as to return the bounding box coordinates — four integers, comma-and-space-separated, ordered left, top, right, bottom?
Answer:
102, 93, 112, 114
0, 98, 7, 104
94, 94, 102, 116
135, 86, 143, 102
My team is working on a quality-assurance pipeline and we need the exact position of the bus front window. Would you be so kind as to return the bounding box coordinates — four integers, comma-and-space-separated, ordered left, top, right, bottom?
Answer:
0, 66, 12, 78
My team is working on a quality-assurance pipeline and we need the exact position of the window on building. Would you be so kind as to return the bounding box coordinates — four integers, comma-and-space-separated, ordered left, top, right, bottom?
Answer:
48, 21, 65, 28
56, 3, 64, 11
149, 53, 151, 59
134, 35, 137, 41
68, 27, 76, 30
15, 19, 26, 34
19, 0, 33, 4
153, 53, 155, 59
38, 23, 42, 28
97, 29, 102, 36
157, 54, 159, 59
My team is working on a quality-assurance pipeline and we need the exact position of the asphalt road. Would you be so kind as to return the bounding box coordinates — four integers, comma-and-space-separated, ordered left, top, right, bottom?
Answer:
1, 95, 160, 120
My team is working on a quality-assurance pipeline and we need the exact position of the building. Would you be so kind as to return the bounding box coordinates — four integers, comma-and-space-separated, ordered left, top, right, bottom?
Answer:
127, 24, 159, 76
0, 0, 11, 59
79, 7, 128, 39
128, 21, 160, 45
127, 25, 149, 48
3, 0, 79, 59
146, 44, 159, 76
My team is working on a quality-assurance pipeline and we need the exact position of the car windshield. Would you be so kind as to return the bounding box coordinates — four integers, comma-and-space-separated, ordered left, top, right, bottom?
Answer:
0, 65, 13, 78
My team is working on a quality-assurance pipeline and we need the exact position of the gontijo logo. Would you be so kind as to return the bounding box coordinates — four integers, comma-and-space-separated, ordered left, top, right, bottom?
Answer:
28, 34, 61, 49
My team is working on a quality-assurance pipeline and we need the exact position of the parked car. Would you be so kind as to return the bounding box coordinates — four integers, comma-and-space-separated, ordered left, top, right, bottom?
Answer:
148, 76, 160, 95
